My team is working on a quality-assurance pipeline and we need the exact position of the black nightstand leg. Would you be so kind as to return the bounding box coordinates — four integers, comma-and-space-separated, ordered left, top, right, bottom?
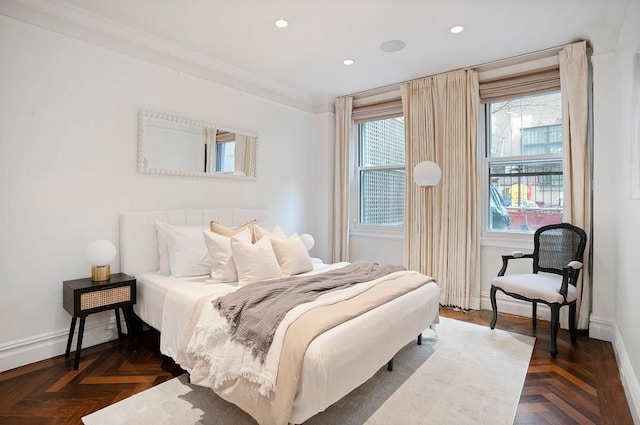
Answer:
74, 316, 86, 370
114, 308, 123, 339
65, 317, 77, 357
123, 306, 135, 350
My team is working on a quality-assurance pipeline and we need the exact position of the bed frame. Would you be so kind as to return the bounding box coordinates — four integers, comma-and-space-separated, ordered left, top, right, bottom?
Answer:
119, 208, 440, 424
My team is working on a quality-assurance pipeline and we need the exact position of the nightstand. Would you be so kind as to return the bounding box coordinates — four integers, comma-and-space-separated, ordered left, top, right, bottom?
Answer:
63, 273, 136, 370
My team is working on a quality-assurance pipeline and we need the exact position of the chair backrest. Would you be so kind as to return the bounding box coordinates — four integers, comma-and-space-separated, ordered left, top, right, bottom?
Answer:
532, 223, 587, 277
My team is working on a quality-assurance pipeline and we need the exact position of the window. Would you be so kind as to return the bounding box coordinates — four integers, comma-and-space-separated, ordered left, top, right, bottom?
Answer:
356, 117, 405, 227
216, 141, 235, 172
485, 92, 563, 233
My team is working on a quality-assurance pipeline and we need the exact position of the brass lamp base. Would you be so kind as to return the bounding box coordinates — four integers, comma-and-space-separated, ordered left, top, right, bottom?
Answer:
91, 265, 111, 282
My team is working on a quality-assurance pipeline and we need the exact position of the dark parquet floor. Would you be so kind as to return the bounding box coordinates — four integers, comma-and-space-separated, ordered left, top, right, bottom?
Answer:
0, 307, 634, 424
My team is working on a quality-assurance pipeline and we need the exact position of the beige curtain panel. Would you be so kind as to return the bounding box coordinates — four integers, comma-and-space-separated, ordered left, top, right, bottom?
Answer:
333, 96, 353, 262
204, 127, 217, 173
560, 41, 592, 330
234, 134, 255, 176
401, 69, 481, 310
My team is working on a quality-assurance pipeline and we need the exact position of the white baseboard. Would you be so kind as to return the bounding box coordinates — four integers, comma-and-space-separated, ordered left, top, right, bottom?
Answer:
0, 317, 119, 373
613, 325, 640, 425
589, 315, 615, 342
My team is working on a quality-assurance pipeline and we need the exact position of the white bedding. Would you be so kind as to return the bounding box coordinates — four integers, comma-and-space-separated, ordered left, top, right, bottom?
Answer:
133, 263, 333, 361
121, 209, 441, 424
134, 265, 440, 424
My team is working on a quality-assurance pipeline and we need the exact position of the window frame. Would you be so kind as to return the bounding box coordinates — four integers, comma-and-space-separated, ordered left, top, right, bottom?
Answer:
350, 112, 405, 237
480, 92, 565, 240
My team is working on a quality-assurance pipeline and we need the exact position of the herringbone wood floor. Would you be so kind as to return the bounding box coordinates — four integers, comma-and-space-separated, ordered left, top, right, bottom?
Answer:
0, 308, 634, 424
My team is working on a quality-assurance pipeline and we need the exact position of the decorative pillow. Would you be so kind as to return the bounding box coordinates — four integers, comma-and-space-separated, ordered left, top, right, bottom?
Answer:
253, 224, 287, 242
230, 236, 282, 285
270, 234, 314, 276
203, 228, 252, 282
210, 219, 257, 239
164, 224, 211, 277
156, 221, 207, 274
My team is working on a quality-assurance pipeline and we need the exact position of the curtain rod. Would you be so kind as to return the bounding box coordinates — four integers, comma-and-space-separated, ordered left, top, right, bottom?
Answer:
347, 41, 585, 99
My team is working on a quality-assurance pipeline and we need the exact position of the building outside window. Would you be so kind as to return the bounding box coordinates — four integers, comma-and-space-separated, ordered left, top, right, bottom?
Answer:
357, 117, 405, 227
485, 91, 563, 233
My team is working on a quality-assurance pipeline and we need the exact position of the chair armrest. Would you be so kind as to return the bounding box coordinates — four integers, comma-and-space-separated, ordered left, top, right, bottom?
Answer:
559, 261, 584, 300
498, 252, 534, 276
566, 261, 583, 270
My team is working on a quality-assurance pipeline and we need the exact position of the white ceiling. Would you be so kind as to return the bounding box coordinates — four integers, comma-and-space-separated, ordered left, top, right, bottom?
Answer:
2, 0, 631, 110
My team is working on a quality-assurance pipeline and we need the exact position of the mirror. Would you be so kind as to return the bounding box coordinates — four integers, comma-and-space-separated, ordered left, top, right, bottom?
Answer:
137, 110, 257, 180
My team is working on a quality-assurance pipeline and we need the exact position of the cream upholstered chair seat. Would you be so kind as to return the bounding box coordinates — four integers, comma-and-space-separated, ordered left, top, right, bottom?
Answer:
489, 223, 587, 357
491, 273, 578, 304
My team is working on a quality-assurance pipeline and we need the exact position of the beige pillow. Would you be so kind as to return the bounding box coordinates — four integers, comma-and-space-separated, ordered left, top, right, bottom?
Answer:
210, 219, 257, 239
203, 227, 252, 282
253, 224, 287, 242
270, 234, 313, 276
230, 236, 282, 285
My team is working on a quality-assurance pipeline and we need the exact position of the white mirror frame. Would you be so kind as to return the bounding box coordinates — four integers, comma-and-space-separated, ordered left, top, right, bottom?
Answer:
137, 109, 258, 181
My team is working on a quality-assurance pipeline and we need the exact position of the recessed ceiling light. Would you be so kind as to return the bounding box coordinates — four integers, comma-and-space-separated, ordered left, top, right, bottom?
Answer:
450, 25, 464, 34
380, 40, 406, 53
343, 59, 354, 66
274, 18, 288, 28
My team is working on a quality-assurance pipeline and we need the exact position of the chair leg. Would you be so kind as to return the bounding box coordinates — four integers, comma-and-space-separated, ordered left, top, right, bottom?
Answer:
490, 286, 498, 329
549, 305, 560, 358
569, 303, 577, 343
532, 302, 537, 328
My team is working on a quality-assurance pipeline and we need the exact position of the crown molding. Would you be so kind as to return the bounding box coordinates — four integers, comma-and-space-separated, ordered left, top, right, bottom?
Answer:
0, 0, 321, 113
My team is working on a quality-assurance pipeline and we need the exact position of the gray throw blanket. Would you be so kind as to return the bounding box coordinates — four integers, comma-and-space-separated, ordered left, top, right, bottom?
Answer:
213, 261, 405, 363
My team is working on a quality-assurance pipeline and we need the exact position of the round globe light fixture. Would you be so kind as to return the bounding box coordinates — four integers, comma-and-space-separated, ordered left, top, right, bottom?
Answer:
299, 233, 315, 251
413, 161, 442, 187
86, 239, 116, 281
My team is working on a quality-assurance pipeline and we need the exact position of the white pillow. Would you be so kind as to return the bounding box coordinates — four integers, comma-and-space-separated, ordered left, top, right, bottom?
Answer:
155, 221, 172, 273
270, 234, 313, 276
254, 224, 287, 241
203, 228, 252, 282
165, 224, 211, 277
231, 236, 282, 285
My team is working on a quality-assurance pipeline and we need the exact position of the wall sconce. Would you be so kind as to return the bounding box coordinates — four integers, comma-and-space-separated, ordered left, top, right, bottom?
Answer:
413, 161, 442, 187
86, 239, 116, 281
299, 233, 315, 251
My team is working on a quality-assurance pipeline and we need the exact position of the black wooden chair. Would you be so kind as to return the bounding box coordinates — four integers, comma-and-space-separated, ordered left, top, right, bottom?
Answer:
489, 223, 587, 357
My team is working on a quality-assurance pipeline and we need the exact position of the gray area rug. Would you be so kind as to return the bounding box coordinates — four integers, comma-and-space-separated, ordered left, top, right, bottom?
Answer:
83, 317, 534, 425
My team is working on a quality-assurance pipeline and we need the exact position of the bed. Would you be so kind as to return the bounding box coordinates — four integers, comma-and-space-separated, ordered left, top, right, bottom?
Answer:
119, 208, 440, 425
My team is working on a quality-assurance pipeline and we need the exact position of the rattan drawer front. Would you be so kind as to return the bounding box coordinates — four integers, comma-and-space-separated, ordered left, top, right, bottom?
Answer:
80, 286, 131, 311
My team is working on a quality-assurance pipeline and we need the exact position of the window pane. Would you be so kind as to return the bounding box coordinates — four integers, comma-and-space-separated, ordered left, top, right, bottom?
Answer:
360, 168, 405, 226
489, 161, 563, 232
488, 92, 562, 158
216, 141, 235, 172
359, 117, 405, 166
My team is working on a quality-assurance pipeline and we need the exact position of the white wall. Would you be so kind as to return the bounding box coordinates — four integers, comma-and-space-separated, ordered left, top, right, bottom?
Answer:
612, 0, 640, 421
0, 16, 330, 371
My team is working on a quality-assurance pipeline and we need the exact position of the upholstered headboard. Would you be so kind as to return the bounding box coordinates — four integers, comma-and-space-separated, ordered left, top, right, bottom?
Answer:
119, 208, 268, 277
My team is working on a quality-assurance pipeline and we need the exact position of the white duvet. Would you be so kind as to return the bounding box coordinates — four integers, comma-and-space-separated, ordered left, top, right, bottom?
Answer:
172, 263, 423, 396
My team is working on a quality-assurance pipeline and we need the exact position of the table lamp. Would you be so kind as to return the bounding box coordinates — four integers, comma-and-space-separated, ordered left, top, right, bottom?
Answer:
86, 239, 116, 281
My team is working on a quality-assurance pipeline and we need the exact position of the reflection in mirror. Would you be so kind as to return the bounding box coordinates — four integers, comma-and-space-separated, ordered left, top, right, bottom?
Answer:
137, 110, 257, 179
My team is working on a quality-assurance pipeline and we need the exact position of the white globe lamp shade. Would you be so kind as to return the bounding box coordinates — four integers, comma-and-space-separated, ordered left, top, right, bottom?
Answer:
86, 239, 116, 265
299, 233, 315, 251
413, 161, 442, 187
86, 239, 116, 282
